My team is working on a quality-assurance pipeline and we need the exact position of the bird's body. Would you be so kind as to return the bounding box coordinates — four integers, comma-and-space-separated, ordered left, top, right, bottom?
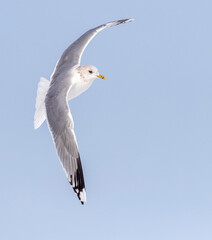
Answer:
34, 19, 133, 204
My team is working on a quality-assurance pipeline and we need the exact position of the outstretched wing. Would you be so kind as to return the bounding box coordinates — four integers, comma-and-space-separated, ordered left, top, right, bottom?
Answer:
51, 19, 134, 80
45, 69, 86, 204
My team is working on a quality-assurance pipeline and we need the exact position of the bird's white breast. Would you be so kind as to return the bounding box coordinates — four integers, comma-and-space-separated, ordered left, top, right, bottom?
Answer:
67, 70, 94, 100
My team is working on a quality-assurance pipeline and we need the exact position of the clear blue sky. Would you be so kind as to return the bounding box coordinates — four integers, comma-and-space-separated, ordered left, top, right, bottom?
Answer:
1, 0, 212, 239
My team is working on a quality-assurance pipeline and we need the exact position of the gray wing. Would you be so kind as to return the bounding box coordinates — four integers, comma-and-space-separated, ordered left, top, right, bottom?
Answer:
51, 18, 134, 80
45, 74, 86, 204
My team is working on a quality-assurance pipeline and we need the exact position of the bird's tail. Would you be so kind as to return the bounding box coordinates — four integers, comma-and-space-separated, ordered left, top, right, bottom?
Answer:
34, 77, 50, 129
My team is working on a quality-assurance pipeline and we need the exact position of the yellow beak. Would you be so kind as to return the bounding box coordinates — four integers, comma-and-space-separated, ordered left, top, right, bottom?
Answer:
96, 74, 106, 80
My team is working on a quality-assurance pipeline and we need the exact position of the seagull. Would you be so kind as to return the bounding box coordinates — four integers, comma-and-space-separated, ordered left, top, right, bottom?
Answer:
34, 19, 134, 204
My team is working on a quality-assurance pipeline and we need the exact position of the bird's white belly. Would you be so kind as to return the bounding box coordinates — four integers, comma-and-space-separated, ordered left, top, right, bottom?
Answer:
68, 80, 94, 100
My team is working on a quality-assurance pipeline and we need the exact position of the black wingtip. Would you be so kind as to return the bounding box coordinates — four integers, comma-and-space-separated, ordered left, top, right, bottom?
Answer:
69, 181, 87, 204
117, 18, 134, 24
68, 154, 86, 204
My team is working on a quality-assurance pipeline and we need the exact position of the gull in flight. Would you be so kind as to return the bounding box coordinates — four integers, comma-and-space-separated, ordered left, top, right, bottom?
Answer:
34, 19, 134, 204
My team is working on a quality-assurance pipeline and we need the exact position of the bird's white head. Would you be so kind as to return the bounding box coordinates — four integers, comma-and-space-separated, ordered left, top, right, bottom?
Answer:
77, 65, 106, 81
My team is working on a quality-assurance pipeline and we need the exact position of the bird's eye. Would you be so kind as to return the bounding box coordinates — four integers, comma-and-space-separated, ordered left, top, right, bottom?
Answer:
89, 70, 93, 74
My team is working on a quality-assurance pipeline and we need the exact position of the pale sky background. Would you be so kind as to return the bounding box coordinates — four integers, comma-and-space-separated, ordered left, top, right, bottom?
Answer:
1, 0, 212, 239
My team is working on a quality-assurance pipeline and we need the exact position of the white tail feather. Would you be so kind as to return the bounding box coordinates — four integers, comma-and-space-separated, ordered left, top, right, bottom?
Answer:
34, 77, 50, 129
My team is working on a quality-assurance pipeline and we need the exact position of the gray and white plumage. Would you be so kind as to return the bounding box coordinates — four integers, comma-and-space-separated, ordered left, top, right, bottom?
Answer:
34, 19, 134, 204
